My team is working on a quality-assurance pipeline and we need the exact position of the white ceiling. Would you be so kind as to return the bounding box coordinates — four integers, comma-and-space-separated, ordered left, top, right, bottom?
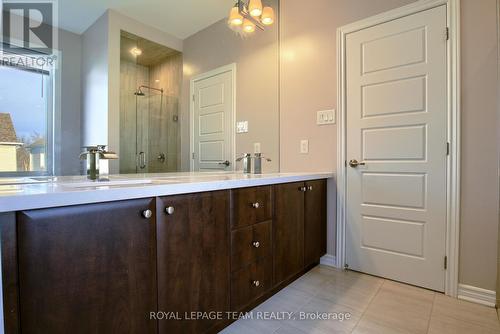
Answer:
58, 0, 234, 39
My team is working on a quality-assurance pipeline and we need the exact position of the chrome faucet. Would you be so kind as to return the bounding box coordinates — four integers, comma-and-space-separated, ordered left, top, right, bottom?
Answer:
236, 153, 252, 173
80, 145, 119, 180
253, 153, 271, 174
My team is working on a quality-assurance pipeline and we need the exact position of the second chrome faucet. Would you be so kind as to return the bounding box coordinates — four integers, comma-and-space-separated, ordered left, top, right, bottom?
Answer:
236, 153, 271, 174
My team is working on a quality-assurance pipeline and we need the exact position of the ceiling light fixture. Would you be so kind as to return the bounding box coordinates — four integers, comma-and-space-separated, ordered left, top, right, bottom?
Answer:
130, 47, 142, 56
227, 0, 275, 34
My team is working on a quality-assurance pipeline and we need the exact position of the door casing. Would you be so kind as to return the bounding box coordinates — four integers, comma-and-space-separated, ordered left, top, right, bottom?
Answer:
336, 0, 461, 297
189, 63, 237, 172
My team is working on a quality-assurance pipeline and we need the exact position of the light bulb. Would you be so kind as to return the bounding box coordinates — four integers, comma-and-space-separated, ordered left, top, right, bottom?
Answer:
248, 0, 263, 17
228, 6, 243, 26
243, 19, 256, 33
130, 47, 142, 56
261, 7, 274, 25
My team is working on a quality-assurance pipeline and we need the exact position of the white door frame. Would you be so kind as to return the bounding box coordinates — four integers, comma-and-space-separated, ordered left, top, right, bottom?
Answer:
189, 63, 237, 172
336, 0, 461, 297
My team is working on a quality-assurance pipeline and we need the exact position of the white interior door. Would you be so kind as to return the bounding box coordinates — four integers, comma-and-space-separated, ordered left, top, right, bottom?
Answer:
192, 68, 234, 171
345, 5, 448, 291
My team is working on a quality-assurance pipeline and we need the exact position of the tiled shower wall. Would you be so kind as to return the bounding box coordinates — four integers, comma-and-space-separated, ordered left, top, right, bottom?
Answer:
119, 53, 182, 173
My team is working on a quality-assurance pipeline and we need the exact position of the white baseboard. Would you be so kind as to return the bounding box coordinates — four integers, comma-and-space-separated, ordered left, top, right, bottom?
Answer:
458, 284, 496, 307
320, 254, 337, 268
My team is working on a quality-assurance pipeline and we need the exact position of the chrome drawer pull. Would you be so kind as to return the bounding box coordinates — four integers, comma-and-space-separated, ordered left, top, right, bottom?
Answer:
165, 206, 175, 215
252, 202, 260, 209
252, 241, 260, 248
252, 280, 260, 287
142, 209, 153, 219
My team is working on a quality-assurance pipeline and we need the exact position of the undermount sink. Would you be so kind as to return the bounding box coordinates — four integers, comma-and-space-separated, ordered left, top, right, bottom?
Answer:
59, 179, 155, 188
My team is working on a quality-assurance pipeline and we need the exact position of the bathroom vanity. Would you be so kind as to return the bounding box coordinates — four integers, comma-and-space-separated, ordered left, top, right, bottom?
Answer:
0, 172, 331, 333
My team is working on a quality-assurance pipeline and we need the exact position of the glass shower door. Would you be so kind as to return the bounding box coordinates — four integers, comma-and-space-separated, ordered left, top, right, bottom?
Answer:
135, 91, 179, 173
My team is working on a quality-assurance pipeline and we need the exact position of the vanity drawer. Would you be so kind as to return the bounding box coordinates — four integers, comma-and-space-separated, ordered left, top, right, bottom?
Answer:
231, 186, 272, 229
231, 221, 272, 272
231, 257, 272, 310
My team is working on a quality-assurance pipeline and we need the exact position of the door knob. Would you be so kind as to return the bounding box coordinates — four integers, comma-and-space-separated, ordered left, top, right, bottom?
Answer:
218, 160, 231, 167
298, 186, 307, 192
349, 159, 366, 168
252, 241, 260, 248
252, 280, 260, 287
252, 202, 260, 209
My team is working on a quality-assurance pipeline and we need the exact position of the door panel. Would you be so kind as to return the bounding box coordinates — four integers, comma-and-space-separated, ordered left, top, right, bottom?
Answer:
17, 199, 157, 334
156, 191, 230, 334
345, 6, 447, 291
274, 182, 304, 285
193, 69, 234, 171
304, 180, 327, 267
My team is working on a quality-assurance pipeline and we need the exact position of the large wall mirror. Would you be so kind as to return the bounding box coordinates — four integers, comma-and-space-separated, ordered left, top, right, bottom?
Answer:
0, 0, 279, 176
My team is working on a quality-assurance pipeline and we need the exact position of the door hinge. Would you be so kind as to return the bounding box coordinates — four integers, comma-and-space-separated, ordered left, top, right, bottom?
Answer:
344, 160, 347, 167
192, 152, 195, 159
445, 27, 450, 41
446, 142, 450, 156
192, 94, 195, 102
444, 256, 448, 270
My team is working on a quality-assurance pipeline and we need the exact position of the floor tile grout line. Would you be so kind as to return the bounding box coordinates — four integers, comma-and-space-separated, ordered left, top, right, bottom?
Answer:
425, 292, 437, 334
348, 277, 387, 333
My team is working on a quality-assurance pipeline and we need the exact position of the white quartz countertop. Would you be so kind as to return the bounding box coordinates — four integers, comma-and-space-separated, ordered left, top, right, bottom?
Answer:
0, 172, 333, 212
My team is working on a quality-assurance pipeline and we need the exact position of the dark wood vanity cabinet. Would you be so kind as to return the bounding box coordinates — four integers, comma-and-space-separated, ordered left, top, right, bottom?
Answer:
156, 191, 230, 334
0, 179, 327, 334
273, 182, 305, 285
15, 198, 158, 334
304, 180, 327, 267
274, 180, 327, 285
230, 186, 273, 310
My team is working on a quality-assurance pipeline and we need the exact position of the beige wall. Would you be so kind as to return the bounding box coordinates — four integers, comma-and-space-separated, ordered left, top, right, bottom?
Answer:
459, 0, 499, 291
280, 0, 500, 291
181, 2, 279, 173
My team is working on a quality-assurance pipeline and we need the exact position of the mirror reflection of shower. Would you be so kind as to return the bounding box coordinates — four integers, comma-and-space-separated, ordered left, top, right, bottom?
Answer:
134, 85, 164, 96
119, 30, 181, 174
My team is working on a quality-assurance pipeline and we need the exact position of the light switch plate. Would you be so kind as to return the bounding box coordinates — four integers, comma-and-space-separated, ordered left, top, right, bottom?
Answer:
317, 109, 336, 125
254, 142, 261, 153
300, 140, 309, 154
236, 121, 248, 133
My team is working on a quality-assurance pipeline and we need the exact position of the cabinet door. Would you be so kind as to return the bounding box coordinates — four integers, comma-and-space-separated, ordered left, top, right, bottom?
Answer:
304, 179, 327, 266
17, 198, 157, 334
274, 182, 305, 285
157, 191, 230, 334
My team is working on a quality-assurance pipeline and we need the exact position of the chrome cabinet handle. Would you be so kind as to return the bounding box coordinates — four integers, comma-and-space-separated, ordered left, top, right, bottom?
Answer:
252, 202, 260, 209
307, 186, 313, 191
218, 160, 231, 167
298, 186, 307, 192
142, 209, 153, 219
252, 241, 260, 248
165, 206, 175, 215
349, 159, 366, 168
252, 280, 260, 287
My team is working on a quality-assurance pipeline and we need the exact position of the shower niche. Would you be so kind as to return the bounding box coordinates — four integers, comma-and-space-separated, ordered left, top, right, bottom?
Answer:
119, 31, 181, 173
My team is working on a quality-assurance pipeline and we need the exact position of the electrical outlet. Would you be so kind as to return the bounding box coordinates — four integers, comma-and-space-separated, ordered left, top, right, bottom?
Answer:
317, 109, 336, 125
254, 142, 261, 153
300, 140, 309, 154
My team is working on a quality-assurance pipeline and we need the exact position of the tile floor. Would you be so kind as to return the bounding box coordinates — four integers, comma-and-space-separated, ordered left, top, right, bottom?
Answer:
220, 265, 500, 334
